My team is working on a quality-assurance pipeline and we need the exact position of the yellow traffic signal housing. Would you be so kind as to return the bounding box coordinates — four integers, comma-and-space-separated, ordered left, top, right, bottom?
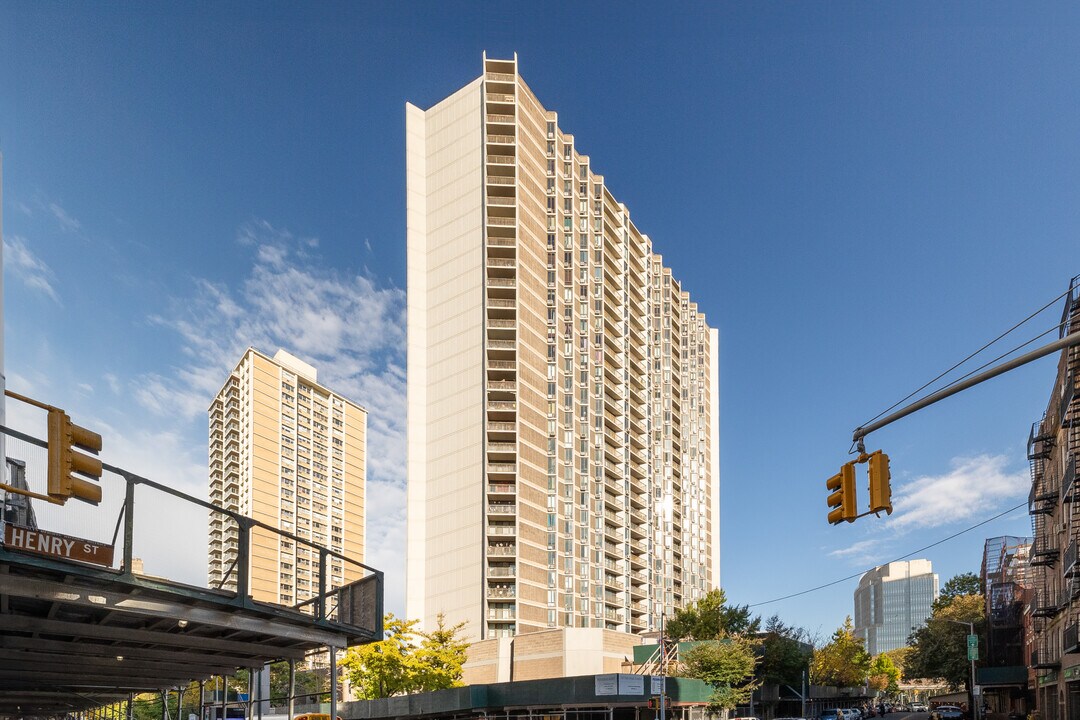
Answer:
827, 462, 857, 524
867, 450, 893, 515
47, 408, 103, 505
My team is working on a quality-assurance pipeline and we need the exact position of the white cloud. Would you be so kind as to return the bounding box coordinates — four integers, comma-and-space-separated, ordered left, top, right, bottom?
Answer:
49, 201, 81, 232
144, 219, 408, 601
828, 538, 884, 564
4, 235, 61, 304
889, 454, 1028, 530
102, 373, 122, 394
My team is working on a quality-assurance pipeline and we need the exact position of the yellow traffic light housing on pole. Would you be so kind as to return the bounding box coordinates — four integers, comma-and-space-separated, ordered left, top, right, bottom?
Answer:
867, 450, 893, 515
827, 462, 857, 524
47, 407, 103, 505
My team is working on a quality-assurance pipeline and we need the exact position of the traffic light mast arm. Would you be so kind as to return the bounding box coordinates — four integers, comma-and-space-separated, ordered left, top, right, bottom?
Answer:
853, 330, 1080, 447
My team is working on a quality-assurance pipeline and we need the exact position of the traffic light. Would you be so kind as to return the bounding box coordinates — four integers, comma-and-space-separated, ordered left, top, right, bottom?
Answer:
47, 408, 103, 504
827, 461, 857, 524
648, 697, 658, 710
867, 450, 893, 515
647, 697, 670, 711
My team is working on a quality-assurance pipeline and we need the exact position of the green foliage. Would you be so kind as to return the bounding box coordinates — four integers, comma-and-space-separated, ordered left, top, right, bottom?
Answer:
810, 617, 871, 688
868, 653, 901, 693
665, 589, 760, 641
680, 634, 761, 711
340, 612, 470, 699
906, 590, 984, 690
756, 615, 814, 687
268, 662, 325, 703
933, 572, 982, 613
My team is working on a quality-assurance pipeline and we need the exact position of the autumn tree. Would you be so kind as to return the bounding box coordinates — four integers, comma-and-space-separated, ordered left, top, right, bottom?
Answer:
681, 634, 761, 710
340, 613, 470, 699
867, 653, 901, 693
665, 589, 760, 641
810, 617, 871, 688
906, 588, 984, 690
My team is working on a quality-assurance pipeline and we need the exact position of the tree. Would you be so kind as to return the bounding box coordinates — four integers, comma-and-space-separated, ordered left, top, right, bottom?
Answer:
268, 661, 325, 704
756, 615, 813, 687
933, 572, 981, 613
665, 589, 760, 641
868, 653, 901, 693
810, 617, 871, 688
412, 614, 470, 692
906, 593, 984, 690
680, 634, 760, 711
340, 613, 470, 699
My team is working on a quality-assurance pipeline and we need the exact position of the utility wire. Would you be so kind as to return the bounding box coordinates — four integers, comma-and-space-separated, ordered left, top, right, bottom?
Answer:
747, 500, 1027, 608
861, 285, 1074, 429
925, 323, 1061, 398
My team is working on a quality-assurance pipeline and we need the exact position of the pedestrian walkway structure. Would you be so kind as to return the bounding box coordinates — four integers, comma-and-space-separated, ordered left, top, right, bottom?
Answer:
0, 422, 383, 718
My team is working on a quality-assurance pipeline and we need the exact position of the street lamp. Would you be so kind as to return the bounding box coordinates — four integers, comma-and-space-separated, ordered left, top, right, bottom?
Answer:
941, 619, 977, 720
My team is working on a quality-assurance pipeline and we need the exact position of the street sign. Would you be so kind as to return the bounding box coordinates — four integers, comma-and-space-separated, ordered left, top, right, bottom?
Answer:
967, 634, 979, 660
3, 523, 114, 567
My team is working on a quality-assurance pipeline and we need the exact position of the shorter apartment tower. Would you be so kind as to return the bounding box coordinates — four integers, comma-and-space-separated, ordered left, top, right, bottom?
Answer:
854, 560, 939, 655
1028, 278, 1080, 720
207, 348, 366, 607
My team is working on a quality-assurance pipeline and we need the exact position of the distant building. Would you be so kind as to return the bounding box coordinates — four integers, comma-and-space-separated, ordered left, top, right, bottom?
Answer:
405, 53, 720, 642
1025, 277, 1079, 720
854, 560, 938, 655
207, 348, 366, 606
1, 459, 36, 529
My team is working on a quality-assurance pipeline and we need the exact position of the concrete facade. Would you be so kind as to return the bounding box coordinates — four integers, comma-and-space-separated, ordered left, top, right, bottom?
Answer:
406, 54, 721, 642
207, 347, 366, 606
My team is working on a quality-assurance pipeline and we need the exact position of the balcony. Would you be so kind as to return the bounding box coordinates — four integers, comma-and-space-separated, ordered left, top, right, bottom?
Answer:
1028, 420, 1054, 460
1032, 589, 1060, 618
487, 565, 517, 578
1029, 483, 1054, 516
1031, 536, 1059, 567
487, 543, 516, 557
487, 154, 516, 165
1065, 623, 1080, 654
1063, 456, 1077, 503
1066, 540, 1078, 577
486, 525, 516, 538
487, 585, 516, 599
1032, 649, 1061, 669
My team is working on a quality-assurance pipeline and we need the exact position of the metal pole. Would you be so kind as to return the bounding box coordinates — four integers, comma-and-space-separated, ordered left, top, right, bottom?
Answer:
802, 669, 807, 719
288, 659, 296, 720
178, 684, 184, 720
220, 675, 227, 720
330, 646, 338, 720
854, 330, 1080, 442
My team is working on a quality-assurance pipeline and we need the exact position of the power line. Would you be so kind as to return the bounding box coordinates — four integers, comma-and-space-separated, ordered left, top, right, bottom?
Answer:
746, 501, 1027, 608
861, 284, 1074, 429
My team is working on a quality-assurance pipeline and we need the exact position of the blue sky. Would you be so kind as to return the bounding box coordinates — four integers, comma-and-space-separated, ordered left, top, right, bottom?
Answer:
2, 2, 1078, 638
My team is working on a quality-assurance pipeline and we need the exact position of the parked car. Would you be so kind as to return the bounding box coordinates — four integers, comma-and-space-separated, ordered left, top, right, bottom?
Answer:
910, 704, 928, 713
820, 708, 843, 720
931, 706, 964, 720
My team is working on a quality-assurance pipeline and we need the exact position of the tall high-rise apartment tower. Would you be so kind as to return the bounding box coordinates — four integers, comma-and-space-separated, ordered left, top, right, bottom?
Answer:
208, 348, 366, 606
406, 54, 720, 640
854, 560, 939, 655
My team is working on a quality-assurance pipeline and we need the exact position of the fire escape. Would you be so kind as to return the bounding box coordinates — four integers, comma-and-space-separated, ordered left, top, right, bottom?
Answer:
1044, 280, 1080, 662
